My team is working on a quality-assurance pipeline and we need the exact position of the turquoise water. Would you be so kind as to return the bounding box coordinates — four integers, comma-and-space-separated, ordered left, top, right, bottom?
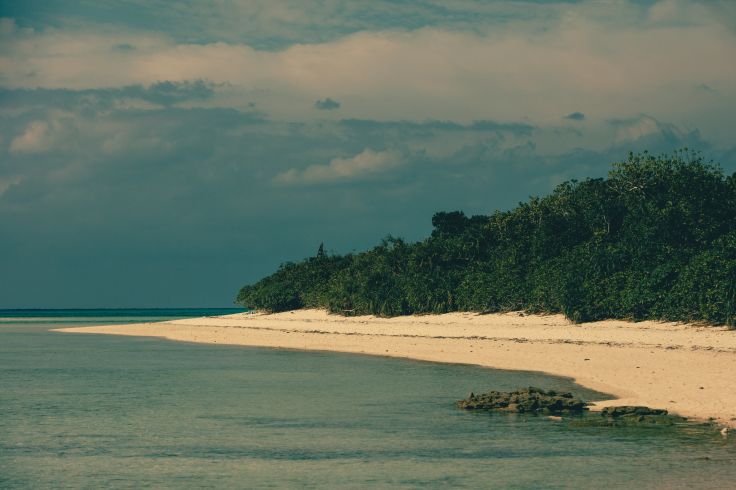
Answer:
1, 310, 734, 489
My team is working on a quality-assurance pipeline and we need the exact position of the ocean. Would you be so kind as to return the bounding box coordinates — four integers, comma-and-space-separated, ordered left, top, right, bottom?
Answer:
1, 309, 734, 488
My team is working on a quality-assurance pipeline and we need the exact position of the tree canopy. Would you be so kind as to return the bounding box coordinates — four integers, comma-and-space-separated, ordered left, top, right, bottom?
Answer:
236, 151, 736, 327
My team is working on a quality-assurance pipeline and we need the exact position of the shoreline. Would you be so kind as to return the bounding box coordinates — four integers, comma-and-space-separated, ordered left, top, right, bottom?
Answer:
55, 309, 736, 429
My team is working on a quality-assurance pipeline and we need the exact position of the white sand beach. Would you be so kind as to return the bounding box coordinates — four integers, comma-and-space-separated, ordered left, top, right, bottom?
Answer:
57, 309, 736, 428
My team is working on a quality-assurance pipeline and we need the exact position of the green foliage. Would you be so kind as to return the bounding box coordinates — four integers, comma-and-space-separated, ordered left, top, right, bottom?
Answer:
236, 151, 736, 326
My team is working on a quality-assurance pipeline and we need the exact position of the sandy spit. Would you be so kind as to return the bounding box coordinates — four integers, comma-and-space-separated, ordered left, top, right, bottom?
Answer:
56, 309, 736, 428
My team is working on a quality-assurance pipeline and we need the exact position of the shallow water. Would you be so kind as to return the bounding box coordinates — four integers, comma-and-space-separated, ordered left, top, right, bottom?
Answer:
1, 310, 734, 489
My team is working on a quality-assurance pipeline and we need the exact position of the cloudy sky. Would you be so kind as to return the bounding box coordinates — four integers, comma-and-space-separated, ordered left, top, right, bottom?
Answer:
1, 0, 735, 307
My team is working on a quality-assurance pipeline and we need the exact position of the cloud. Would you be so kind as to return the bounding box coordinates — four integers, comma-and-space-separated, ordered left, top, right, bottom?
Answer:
1, 3, 734, 137
0, 1, 596, 49
607, 113, 704, 152
0, 80, 216, 111
315, 97, 340, 110
608, 114, 676, 141
695, 0, 736, 33
0, 175, 21, 195
131, 80, 215, 106
274, 149, 403, 184
340, 119, 534, 134
10, 121, 50, 153
564, 112, 585, 121
113, 43, 136, 52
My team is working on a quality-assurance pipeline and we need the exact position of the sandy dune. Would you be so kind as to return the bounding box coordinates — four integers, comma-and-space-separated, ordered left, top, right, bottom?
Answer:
56, 309, 736, 428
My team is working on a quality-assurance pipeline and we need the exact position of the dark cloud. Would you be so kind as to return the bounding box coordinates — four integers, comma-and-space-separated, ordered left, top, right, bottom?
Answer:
340, 119, 535, 135
2, 0, 592, 50
315, 98, 341, 110
564, 112, 585, 121
113, 43, 136, 52
696, 0, 736, 33
137, 80, 215, 106
0, 80, 217, 110
469, 120, 535, 133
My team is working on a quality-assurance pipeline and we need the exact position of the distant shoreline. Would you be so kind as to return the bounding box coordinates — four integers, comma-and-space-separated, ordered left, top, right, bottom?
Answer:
56, 309, 736, 429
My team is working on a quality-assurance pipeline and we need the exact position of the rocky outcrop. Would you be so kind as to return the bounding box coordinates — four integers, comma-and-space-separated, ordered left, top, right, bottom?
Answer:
569, 406, 687, 427
458, 389, 688, 427
457, 387, 589, 414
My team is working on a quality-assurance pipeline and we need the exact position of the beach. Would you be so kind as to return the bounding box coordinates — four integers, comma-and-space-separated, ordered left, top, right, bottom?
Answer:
57, 309, 736, 428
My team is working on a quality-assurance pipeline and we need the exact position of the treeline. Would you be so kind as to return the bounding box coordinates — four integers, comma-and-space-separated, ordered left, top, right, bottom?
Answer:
236, 151, 736, 326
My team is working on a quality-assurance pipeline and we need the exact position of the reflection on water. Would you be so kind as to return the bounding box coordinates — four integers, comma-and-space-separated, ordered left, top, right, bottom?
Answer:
0, 312, 734, 489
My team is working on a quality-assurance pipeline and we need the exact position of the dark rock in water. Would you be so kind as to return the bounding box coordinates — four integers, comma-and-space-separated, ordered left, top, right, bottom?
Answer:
599, 406, 685, 426
458, 389, 687, 427
600, 406, 669, 418
568, 405, 687, 428
457, 387, 589, 414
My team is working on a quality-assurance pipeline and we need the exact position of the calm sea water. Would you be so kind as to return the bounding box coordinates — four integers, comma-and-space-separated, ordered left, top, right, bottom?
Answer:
1, 309, 734, 489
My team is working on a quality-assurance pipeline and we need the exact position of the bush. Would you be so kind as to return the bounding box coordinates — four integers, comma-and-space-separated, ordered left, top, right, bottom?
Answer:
236, 151, 735, 326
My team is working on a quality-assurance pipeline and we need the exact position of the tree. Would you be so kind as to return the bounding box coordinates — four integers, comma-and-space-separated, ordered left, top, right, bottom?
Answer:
236, 151, 735, 326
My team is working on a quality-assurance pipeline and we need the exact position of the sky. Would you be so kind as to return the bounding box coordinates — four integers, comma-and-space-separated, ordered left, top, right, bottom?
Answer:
1, 0, 735, 308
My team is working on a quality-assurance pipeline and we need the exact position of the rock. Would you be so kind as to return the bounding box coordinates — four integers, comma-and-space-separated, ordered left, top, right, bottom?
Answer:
457, 387, 589, 415
568, 405, 687, 428
459, 390, 690, 428
598, 405, 685, 425
600, 406, 669, 418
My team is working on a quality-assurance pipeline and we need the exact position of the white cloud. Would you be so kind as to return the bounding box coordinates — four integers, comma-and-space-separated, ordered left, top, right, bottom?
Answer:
10, 121, 50, 153
274, 148, 403, 184
7, 111, 91, 155
0, 175, 21, 195
611, 115, 667, 143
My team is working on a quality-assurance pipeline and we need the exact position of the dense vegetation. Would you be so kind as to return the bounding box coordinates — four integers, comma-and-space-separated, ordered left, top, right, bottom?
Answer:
237, 151, 736, 326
